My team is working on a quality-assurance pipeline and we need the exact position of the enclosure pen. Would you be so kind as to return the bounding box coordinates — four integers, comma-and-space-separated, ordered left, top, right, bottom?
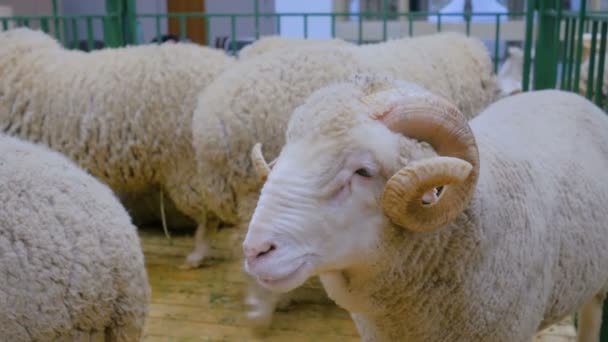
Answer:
0, 0, 607, 341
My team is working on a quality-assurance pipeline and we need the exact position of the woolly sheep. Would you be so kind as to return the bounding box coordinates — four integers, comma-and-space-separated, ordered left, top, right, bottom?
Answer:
497, 46, 524, 96
237, 35, 353, 59
0, 28, 235, 268
0, 133, 150, 341
192, 31, 498, 325
244, 75, 608, 341
496, 46, 536, 96
579, 56, 607, 101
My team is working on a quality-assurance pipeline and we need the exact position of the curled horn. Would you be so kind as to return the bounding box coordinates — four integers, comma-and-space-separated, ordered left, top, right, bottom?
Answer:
362, 87, 480, 232
251, 143, 276, 182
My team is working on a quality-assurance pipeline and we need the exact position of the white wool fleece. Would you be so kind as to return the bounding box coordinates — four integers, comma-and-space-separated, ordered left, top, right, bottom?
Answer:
0, 27, 236, 228
237, 35, 353, 60
244, 79, 608, 341
0, 134, 150, 341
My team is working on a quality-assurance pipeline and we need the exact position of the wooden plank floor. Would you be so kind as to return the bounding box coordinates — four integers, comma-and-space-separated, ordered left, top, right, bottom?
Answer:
138, 226, 577, 341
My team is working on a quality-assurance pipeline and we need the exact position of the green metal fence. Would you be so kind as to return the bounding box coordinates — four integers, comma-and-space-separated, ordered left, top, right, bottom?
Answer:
1, 1, 607, 105
526, 0, 608, 111
1, 0, 608, 338
0, 14, 118, 50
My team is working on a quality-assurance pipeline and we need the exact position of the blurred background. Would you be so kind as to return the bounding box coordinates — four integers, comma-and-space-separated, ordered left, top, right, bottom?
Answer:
1, 1, 606, 341
0, 1, 604, 53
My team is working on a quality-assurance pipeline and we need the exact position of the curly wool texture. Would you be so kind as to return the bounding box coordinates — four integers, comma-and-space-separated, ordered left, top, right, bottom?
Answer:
336, 90, 608, 341
192, 31, 498, 226
0, 28, 236, 226
237, 35, 353, 59
0, 134, 150, 341
254, 80, 608, 340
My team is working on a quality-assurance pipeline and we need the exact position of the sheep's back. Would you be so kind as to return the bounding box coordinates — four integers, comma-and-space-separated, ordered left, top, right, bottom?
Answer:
192, 45, 373, 223
0, 134, 149, 340
356, 32, 498, 119
237, 36, 353, 60
466, 89, 608, 333
0, 31, 234, 191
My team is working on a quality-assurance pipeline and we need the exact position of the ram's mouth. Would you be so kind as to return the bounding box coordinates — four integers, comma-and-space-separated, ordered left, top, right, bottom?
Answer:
256, 261, 311, 292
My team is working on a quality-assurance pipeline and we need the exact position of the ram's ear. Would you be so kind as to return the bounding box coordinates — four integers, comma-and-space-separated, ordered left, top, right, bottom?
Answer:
251, 143, 275, 183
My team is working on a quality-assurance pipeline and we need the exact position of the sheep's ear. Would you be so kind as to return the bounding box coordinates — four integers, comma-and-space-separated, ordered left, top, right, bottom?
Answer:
251, 143, 272, 182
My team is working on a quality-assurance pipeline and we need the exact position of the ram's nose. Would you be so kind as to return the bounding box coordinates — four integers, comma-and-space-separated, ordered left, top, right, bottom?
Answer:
243, 240, 277, 266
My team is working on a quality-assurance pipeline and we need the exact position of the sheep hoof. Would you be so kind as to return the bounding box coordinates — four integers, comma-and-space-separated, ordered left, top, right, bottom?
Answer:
245, 307, 274, 329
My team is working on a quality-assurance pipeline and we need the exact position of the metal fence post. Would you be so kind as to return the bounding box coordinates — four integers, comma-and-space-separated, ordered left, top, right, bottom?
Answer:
601, 298, 608, 342
52, 0, 60, 36
522, 0, 536, 91
254, 0, 260, 39
532, 0, 560, 89
125, 0, 137, 45
104, 0, 124, 47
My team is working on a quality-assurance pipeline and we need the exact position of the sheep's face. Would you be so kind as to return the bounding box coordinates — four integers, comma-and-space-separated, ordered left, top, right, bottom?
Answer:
243, 76, 479, 294
243, 77, 429, 293
245, 127, 404, 292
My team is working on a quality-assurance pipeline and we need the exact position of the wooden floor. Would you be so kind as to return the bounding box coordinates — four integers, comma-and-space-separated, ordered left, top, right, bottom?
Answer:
138, 226, 577, 341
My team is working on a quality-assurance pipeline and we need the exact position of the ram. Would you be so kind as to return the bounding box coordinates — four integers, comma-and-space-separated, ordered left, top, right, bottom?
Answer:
244, 75, 608, 341
194, 31, 497, 228
0, 134, 150, 341
192, 31, 498, 326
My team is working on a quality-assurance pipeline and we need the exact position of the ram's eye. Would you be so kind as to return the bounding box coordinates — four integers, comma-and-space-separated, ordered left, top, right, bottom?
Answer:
355, 168, 372, 178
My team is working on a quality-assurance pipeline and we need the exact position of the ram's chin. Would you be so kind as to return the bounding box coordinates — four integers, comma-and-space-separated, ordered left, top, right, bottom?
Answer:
254, 261, 313, 293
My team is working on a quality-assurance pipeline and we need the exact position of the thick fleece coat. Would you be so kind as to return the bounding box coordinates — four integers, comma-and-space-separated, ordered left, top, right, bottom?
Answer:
0, 134, 150, 341
0, 28, 235, 260
343, 90, 608, 341
237, 35, 353, 59
246, 81, 608, 341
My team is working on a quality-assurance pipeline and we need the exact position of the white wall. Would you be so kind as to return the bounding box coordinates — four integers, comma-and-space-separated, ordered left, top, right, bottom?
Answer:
275, 0, 332, 38
206, 0, 276, 45
0, 0, 55, 16
61, 0, 104, 45
0, 0, 55, 32
134, 0, 167, 43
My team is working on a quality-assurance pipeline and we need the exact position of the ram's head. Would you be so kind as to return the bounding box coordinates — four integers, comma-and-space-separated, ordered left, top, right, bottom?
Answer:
243, 75, 479, 293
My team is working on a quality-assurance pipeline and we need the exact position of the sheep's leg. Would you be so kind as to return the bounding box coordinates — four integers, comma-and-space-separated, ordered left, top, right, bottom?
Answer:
181, 211, 219, 269
576, 292, 606, 342
244, 279, 293, 328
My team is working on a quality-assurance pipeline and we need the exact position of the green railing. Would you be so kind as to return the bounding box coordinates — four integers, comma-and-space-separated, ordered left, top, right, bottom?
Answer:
527, 0, 608, 111
1, 0, 608, 338
0, 14, 122, 50
0, 9, 525, 73
134, 11, 523, 65
1, 0, 606, 104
